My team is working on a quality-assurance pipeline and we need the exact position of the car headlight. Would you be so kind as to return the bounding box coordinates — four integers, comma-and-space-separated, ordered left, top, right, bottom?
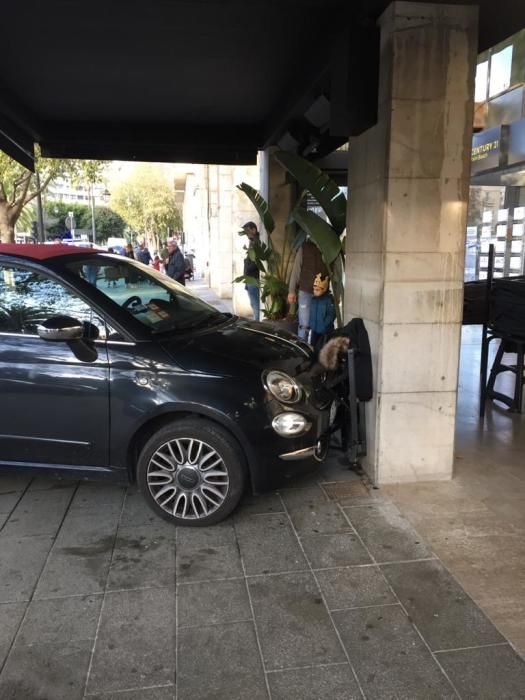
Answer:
272, 412, 311, 437
264, 370, 302, 404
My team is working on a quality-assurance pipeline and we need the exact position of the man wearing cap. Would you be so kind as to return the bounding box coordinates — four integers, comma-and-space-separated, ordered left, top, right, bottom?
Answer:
165, 239, 186, 285
241, 222, 260, 321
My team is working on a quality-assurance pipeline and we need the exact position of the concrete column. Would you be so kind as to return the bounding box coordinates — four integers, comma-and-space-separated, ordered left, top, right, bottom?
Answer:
345, 2, 478, 484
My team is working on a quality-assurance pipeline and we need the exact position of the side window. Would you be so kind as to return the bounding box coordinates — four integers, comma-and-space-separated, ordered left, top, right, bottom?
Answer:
0, 265, 107, 338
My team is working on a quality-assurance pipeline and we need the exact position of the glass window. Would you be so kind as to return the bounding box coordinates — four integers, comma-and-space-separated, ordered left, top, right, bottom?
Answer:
65, 257, 226, 335
0, 265, 106, 337
475, 60, 488, 102
489, 45, 513, 97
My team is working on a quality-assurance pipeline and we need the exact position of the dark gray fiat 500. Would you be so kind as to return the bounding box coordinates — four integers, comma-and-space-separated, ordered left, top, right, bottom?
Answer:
0, 244, 336, 525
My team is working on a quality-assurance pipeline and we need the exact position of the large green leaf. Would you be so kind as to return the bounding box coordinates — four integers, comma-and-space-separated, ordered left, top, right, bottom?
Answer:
237, 183, 275, 234
273, 151, 347, 235
291, 209, 342, 265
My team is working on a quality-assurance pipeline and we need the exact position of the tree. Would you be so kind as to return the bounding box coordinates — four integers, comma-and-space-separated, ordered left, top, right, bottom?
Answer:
91, 206, 127, 242
45, 202, 127, 242
110, 164, 182, 250
44, 202, 90, 239
0, 149, 108, 243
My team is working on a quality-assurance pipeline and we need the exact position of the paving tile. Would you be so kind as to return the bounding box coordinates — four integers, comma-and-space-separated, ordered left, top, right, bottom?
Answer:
55, 506, 123, 547
107, 525, 176, 591
236, 491, 284, 516
344, 503, 434, 563
119, 489, 164, 527
301, 532, 372, 570
316, 565, 396, 611
0, 639, 92, 700
277, 470, 322, 490
234, 513, 307, 575
69, 482, 126, 511
176, 521, 243, 582
87, 687, 175, 700
176, 520, 236, 548
318, 457, 363, 483
34, 550, 113, 599
0, 472, 32, 494
267, 664, 362, 700
381, 559, 505, 651
16, 594, 102, 646
287, 501, 353, 536
0, 492, 20, 514
482, 600, 525, 660
178, 578, 251, 628
279, 486, 329, 509
332, 605, 457, 699
87, 587, 176, 694
1, 487, 75, 537
0, 535, 54, 602
437, 644, 525, 699
177, 621, 267, 700
0, 602, 26, 667
323, 480, 384, 506
28, 475, 78, 491
248, 572, 346, 671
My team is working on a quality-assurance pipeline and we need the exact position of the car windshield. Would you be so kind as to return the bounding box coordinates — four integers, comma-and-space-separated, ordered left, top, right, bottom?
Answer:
65, 256, 226, 334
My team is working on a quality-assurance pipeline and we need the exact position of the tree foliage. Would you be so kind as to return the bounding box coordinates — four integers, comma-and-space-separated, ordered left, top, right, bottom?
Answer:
110, 164, 182, 242
0, 149, 108, 243
45, 201, 127, 242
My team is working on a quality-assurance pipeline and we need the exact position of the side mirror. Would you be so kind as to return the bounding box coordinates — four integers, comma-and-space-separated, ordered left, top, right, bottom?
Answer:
37, 315, 84, 341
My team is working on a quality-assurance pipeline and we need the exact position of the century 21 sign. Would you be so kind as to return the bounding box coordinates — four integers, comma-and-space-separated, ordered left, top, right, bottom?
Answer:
471, 126, 502, 174
472, 139, 499, 162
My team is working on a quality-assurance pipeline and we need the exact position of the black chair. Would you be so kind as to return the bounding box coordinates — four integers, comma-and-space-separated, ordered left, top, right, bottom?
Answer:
482, 332, 525, 413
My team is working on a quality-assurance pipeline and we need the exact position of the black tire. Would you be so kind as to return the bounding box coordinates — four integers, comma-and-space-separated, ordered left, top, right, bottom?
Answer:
136, 417, 246, 526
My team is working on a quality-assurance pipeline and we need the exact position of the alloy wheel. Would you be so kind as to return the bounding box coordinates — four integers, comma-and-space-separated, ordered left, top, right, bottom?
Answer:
146, 438, 229, 520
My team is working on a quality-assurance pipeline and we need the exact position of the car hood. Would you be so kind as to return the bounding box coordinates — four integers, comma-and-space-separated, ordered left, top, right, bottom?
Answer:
160, 317, 313, 376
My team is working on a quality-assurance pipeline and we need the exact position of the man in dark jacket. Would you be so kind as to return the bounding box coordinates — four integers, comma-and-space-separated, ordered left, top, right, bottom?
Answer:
165, 239, 186, 285
241, 222, 260, 321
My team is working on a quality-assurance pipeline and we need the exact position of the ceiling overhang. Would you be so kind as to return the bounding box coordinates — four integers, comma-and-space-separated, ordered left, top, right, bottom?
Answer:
1, 0, 525, 170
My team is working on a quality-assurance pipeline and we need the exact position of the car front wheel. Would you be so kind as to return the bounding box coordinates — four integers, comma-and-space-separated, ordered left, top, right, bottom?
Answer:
136, 417, 246, 526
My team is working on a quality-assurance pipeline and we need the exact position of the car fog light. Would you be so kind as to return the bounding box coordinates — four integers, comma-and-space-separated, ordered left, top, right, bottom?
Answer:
272, 412, 311, 437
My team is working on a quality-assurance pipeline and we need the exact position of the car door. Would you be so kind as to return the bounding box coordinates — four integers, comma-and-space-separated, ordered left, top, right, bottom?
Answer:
0, 261, 110, 468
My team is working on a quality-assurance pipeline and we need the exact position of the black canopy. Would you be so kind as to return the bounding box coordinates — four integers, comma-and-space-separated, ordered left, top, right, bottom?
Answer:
1, 0, 524, 169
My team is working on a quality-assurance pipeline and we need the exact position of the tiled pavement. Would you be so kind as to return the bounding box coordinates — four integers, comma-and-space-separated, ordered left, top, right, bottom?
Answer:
1, 457, 525, 700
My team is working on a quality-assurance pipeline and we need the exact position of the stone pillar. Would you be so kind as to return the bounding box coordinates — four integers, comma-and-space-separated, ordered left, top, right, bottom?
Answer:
345, 2, 478, 484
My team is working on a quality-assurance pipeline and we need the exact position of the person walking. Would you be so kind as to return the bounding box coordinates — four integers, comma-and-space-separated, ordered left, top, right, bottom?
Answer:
287, 240, 329, 340
165, 239, 186, 285
134, 239, 152, 266
241, 221, 260, 321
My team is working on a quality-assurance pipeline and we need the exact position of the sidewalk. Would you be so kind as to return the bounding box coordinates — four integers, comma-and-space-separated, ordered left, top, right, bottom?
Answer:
0, 285, 524, 699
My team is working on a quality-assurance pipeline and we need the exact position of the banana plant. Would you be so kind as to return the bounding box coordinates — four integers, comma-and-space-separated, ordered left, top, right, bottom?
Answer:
273, 151, 347, 235
272, 150, 347, 327
235, 153, 347, 324
234, 183, 297, 320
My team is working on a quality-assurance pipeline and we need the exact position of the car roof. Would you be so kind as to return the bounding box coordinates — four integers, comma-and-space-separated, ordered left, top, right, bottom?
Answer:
0, 244, 98, 260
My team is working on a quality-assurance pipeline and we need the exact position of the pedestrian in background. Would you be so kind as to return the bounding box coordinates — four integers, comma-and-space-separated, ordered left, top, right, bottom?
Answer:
287, 240, 329, 339
135, 239, 152, 265
165, 239, 186, 285
241, 221, 260, 321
